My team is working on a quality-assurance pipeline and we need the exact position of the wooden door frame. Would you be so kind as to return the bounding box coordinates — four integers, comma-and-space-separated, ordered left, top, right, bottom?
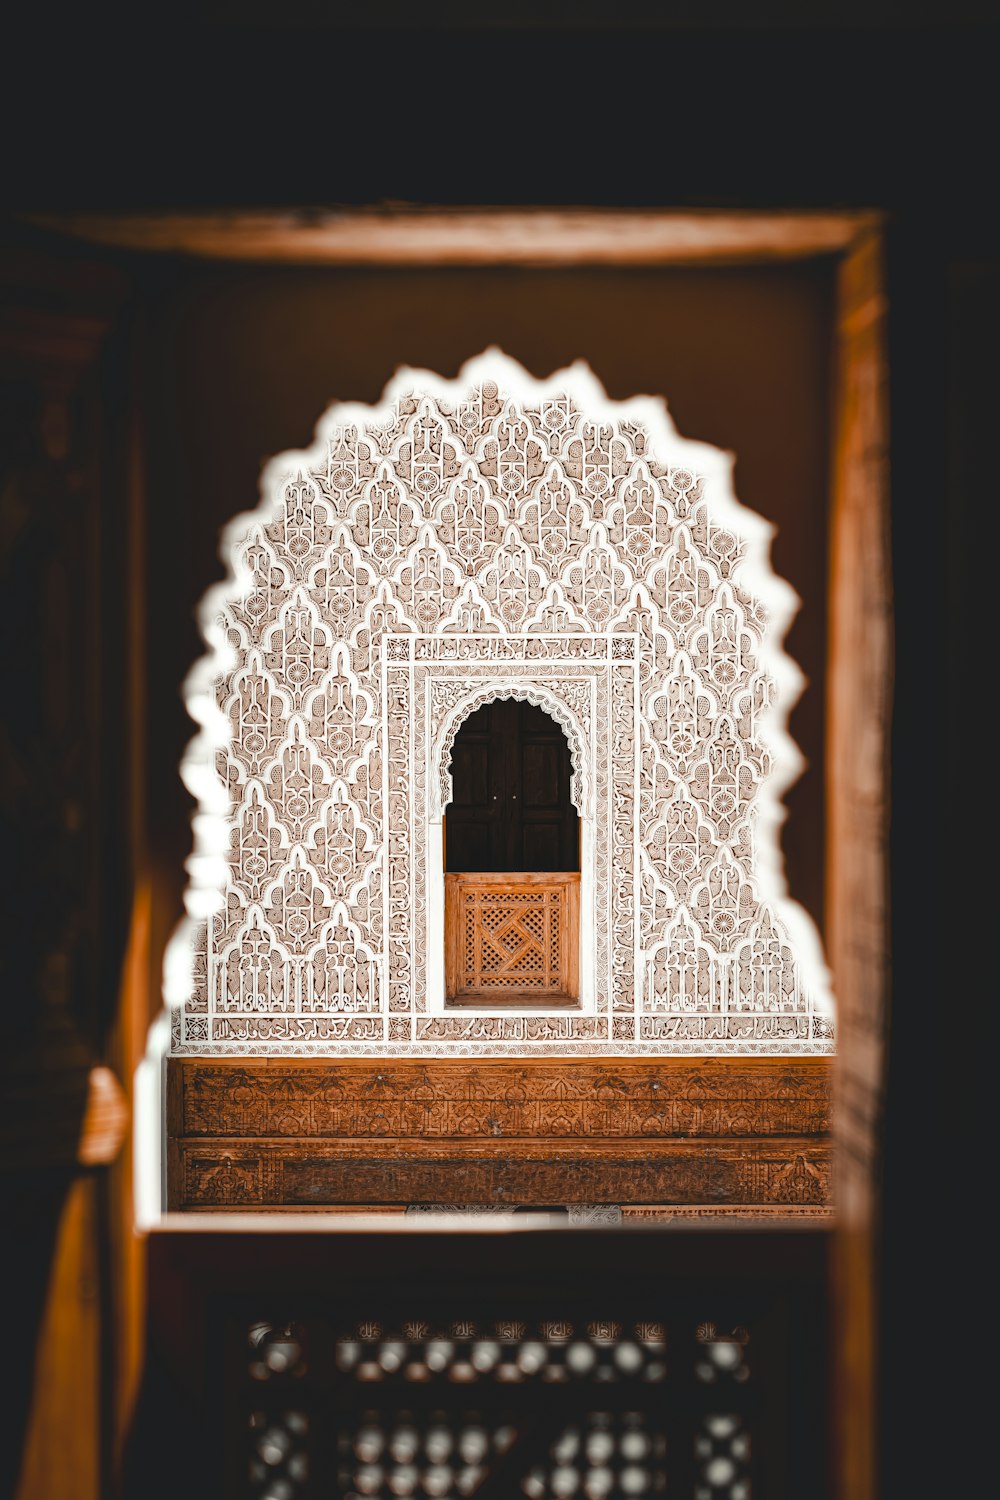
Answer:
32, 206, 889, 1500
445, 696, 580, 876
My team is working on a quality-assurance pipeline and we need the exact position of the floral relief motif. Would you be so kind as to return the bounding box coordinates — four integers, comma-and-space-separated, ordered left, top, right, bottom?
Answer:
262, 593, 333, 711
228, 785, 289, 902
477, 406, 548, 504
303, 781, 379, 903
689, 586, 758, 706
224, 653, 293, 780
605, 461, 673, 561
476, 524, 547, 628
437, 465, 507, 572
523, 393, 579, 453
648, 909, 717, 1014
564, 421, 631, 512
319, 425, 378, 510
393, 529, 462, 626
517, 460, 592, 570
306, 908, 380, 1015
261, 723, 332, 842
561, 527, 634, 629
647, 525, 715, 635
215, 910, 291, 1014
305, 642, 378, 780
307, 529, 376, 627
645, 788, 715, 904
262, 850, 334, 956
265, 474, 333, 578
231, 532, 292, 641
349, 466, 419, 570
175, 352, 832, 1054
688, 716, 765, 844
396, 405, 464, 514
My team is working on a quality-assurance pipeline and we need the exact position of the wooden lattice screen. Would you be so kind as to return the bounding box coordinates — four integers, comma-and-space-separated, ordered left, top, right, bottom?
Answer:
445, 873, 580, 1006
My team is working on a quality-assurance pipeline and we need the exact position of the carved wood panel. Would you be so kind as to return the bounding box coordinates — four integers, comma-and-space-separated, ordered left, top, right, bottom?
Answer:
445, 873, 579, 1005
167, 1056, 831, 1211
171, 1138, 832, 1211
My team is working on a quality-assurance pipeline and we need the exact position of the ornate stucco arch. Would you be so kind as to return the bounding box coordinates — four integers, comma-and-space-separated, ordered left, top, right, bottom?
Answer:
432, 680, 590, 823
166, 346, 834, 1057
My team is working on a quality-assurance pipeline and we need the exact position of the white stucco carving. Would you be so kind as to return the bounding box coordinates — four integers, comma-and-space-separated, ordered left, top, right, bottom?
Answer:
169, 351, 833, 1054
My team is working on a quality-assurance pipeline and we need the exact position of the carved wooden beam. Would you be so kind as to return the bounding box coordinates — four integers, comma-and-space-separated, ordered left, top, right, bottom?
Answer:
168, 1056, 831, 1212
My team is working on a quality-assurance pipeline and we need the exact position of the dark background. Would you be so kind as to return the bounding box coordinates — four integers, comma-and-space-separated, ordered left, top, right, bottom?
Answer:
2, 5, 991, 1495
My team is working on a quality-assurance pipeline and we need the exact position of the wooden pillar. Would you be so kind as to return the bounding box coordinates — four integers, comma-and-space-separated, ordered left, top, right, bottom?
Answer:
827, 228, 892, 1500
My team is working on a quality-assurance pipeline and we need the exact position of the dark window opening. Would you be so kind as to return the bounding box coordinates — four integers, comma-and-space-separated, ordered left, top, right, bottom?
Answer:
445, 699, 579, 875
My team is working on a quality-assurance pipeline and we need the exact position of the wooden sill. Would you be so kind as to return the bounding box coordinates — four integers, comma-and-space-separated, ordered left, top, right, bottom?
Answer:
446, 991, 580, 1010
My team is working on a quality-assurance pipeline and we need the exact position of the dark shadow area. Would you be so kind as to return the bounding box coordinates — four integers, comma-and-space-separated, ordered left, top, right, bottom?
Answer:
0, 235, 132, 1496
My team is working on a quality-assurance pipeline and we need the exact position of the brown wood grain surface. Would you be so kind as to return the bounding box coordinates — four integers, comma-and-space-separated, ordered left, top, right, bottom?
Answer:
168, 1056, 831, 1210
445, 873, 580, 1004
27, 209, 875, 267
826, 227, 891, 1500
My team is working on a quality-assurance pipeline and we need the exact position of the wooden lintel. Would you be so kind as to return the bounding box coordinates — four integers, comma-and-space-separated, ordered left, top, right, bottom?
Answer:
23, 208, 880, 268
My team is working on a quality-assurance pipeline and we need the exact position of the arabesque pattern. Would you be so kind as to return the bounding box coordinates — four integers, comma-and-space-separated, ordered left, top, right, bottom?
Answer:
173, 352, 832, 1054
458, 884, 567, 997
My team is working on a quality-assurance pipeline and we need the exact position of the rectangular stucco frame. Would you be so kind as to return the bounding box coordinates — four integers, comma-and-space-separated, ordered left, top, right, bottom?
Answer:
392, 634, 639, 1029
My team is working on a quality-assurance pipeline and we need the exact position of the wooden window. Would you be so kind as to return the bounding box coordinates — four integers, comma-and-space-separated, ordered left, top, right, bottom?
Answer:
445, 699, 580, 1006
445, 871, 580, 1007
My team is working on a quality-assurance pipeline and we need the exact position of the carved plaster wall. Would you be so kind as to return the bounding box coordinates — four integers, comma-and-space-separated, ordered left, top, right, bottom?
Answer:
170, 351, 833, 1055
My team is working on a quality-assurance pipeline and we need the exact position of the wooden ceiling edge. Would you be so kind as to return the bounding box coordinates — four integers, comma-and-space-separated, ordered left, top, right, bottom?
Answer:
20, 208, 882, 267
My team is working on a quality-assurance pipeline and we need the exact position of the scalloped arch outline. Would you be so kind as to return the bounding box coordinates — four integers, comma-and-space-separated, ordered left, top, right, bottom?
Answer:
432, 680, 590, 823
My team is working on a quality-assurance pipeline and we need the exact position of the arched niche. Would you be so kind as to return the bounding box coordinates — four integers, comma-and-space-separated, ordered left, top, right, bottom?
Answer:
426, 683, 595, 1014
161, 346, 834, 1063
433, 683, 590, 824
